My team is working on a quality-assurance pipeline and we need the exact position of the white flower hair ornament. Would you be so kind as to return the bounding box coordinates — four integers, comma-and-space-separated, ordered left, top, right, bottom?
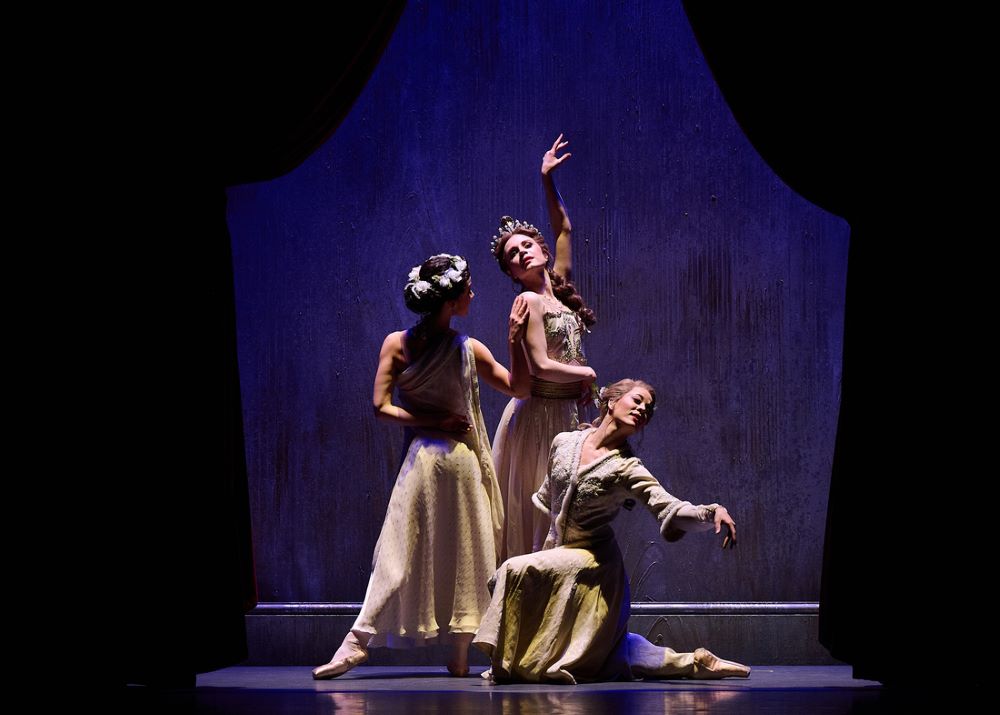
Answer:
405, 254, 469, 302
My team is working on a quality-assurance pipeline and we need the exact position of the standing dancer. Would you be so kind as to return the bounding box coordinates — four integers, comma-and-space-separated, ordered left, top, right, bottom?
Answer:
313, 254, 527, 679
491, 134, 597, 559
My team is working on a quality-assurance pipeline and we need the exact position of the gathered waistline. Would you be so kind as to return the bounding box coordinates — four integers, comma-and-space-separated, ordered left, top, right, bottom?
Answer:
530, 377, 581, 399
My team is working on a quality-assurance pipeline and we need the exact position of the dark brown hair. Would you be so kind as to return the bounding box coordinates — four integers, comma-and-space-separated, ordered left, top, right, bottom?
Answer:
403, 254, 471, 315
493, 226, 596, 327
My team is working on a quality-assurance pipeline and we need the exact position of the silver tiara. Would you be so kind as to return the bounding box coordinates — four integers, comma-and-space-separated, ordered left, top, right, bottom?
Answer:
490, 216, 538, 259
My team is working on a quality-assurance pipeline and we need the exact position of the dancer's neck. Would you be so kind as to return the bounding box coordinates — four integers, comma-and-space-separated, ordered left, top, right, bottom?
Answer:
416, 310, 454, 337
589, 418, 630, 451
521, 269, 555, 299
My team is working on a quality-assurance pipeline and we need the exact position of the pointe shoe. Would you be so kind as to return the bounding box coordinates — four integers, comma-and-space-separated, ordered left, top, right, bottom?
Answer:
691, 648, 750, 679
311, 649, 368, 680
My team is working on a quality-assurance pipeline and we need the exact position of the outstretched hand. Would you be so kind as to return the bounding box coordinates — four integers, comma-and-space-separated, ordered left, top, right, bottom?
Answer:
541, 133, 571, 176
509, 294, 530, 344
714, 506, 737, 549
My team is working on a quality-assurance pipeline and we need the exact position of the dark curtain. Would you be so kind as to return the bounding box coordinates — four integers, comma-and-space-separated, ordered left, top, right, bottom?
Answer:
682, 4, 938, 687
121, 3, 406, 686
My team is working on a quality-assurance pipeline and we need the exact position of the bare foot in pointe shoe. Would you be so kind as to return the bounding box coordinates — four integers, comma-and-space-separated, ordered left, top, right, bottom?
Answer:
312, 633, 369, 680
691, 648, 751, 679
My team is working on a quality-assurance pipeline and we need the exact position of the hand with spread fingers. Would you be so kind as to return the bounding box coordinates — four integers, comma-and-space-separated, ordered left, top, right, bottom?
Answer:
541, 133, 572, 176
508, 293, 530, 345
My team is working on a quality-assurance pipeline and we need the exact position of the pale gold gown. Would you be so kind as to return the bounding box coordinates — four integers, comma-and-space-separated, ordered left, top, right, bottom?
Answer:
474, 428, 720, 683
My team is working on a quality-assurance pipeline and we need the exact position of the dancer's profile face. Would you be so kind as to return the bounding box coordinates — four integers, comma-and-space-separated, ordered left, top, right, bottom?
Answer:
452, 280, 474, 316
504, 234, 547, 278
610, 387, 654, 430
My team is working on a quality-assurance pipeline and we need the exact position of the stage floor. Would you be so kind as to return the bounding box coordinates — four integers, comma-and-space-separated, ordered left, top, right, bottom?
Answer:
126, 665, 899, 713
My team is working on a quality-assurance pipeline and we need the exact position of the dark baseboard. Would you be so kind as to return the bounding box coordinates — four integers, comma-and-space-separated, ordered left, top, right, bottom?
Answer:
245, 602, 839, 665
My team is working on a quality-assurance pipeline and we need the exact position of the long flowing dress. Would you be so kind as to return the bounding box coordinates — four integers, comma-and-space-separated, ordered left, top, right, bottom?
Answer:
351, 332, 504, 648
492, 295, 587, 559
474, 428, 723, 683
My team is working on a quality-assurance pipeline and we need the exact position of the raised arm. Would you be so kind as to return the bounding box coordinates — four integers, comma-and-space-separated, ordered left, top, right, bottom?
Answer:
541, 134, 574, 280
519, 292, 596, 384
372, 331, 470, 432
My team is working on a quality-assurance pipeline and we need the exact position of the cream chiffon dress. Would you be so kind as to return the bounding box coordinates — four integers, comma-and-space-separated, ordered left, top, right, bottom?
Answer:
492, 296, 587, 559
352, 332, 504, 647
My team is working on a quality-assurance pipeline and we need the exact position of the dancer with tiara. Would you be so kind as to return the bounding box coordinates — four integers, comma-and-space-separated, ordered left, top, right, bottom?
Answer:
491, 134, 598, 559
475, 378, 750, 683
313, 254, 528, 679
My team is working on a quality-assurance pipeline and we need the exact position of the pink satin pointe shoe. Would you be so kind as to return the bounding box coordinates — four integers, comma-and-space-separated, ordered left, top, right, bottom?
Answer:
691, 647, 751, 679
311, 649, 368, 680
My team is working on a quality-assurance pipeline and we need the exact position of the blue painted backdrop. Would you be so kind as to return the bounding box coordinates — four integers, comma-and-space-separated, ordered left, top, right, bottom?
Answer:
226, 0, 848, 604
